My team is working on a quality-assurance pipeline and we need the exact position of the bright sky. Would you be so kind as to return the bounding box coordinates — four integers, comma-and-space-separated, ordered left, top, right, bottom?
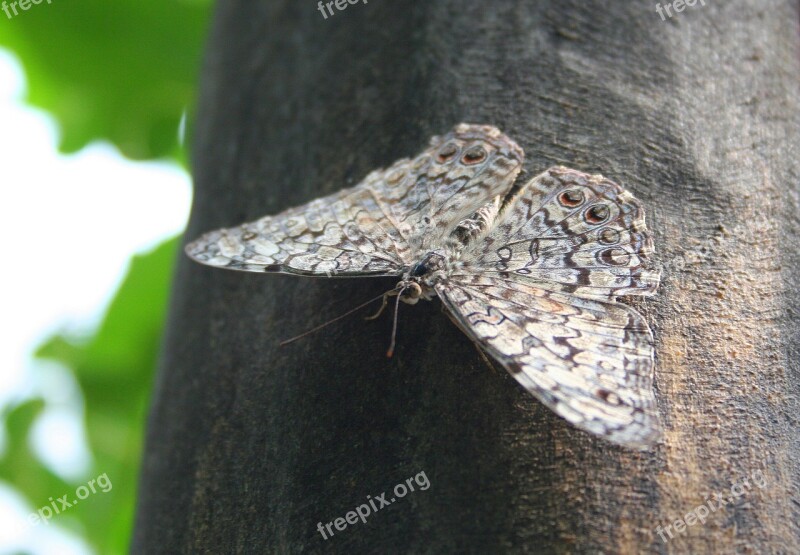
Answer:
0, 49, 192, 554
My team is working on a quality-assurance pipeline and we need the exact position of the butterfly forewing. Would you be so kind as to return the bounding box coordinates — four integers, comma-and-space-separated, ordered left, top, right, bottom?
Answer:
186, 186, 409, 276
185, 124, 523, 276
458, 167, 658, 298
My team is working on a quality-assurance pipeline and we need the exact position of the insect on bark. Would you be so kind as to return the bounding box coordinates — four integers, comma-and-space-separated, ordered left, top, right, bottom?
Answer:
186, 124, 661, 448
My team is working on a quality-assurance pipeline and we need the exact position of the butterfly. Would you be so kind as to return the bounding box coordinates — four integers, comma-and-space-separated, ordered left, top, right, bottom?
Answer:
185, 124, 661, 448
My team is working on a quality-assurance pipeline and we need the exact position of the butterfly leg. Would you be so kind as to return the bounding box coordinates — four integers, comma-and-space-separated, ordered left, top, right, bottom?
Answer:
473, 342, 501, 375
364, 289, 398, 320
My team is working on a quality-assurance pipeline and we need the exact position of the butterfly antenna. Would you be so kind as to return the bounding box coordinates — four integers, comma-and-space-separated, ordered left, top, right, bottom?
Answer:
279, 288, 398, 347
385, 286, 407, 358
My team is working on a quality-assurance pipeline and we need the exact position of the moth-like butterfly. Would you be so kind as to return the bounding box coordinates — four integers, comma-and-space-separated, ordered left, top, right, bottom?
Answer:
186, 124, 660, 448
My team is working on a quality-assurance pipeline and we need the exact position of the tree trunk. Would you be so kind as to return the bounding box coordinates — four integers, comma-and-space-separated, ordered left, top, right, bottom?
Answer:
132, 1, 800, 552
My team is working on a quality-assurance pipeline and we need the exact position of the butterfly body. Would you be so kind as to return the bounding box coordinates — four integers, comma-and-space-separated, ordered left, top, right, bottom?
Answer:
396, 252, 447, 304
187, 124, 661, 448
399, 195, 508, 303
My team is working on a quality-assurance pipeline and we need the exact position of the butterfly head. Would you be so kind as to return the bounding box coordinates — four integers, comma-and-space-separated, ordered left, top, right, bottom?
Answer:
394, 280, 424, 305
396, 251, 449, 305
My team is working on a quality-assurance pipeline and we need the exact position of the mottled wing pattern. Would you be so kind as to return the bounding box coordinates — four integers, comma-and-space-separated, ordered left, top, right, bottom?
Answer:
380, 124, 524, 252
185, 124, 523, 276
459, 166, 658, 298
443, 167, 660, 447
186, 122, 661, 448
438, 277, 658, 447
185, 185, 409, 276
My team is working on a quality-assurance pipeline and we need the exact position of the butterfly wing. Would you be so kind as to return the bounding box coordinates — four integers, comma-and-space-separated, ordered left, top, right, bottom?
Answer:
186, 184, 410, 277
458, 166, 658, 298
397, 124, 524, 252
185, 124, 524, 277
437, 278, 659, 447
440, 167, 660, 447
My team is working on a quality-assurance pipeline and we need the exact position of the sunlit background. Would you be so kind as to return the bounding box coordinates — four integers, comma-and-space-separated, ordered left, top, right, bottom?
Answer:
0, 2, 213, 553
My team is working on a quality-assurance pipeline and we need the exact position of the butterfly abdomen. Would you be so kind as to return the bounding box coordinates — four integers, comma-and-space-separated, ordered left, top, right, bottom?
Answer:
449, 195, 503, 249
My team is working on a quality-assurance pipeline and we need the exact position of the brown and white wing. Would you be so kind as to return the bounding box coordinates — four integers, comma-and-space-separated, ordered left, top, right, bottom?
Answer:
437, 278, 659, 448
185, 183, 410, 277
443, 167, 661, 447
185, 123, 524, 276
459, 166, 659, 298
383, 123, 524, 252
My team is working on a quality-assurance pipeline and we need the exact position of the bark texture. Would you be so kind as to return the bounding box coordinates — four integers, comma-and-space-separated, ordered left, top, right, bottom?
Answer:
132, 1, 800, 552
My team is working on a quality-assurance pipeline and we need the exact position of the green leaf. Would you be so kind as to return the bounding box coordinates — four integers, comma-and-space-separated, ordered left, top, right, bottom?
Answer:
0, 0, 213, 160
0, 399, 69, 507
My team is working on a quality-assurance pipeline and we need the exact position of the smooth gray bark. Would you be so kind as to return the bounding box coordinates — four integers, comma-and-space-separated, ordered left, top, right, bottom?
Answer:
133, 1, 800, 553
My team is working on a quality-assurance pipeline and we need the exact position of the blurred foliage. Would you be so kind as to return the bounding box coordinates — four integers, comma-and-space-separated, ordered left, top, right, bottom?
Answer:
0, 0, 213, 553
1, 238, 179, 554
0, 0, 213, 161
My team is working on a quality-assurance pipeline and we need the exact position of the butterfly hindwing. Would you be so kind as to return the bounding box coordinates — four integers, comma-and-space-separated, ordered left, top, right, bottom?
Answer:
440, 166, 661, 447
437, 277, 659, 447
